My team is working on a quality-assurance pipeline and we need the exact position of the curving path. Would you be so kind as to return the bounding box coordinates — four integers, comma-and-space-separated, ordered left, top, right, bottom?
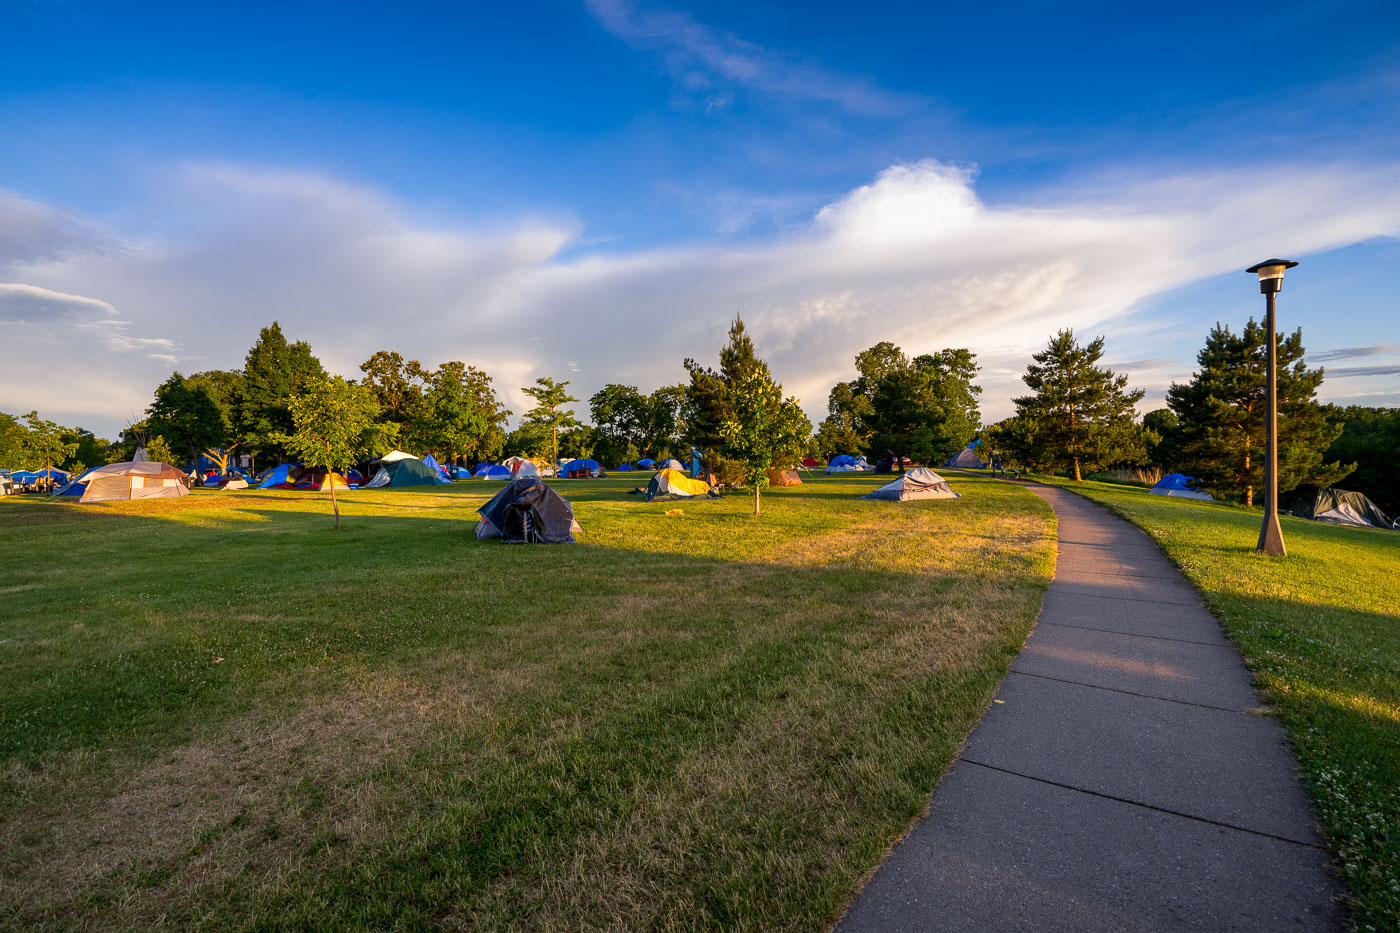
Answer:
838, 484, 1346, 932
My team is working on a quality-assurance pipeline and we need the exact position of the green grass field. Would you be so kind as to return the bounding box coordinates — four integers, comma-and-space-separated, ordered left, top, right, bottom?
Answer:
0, 472, 1054, 931
1035, 476, 1400, 931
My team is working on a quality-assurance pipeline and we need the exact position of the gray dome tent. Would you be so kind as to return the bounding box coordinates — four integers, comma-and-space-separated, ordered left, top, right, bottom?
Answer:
1289, 488, 1395, 530
476, 479, 582, 543
860, 467, 960, 502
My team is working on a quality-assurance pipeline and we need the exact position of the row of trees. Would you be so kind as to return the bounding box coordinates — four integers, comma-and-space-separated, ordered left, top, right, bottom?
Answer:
983, 323, 1369, 509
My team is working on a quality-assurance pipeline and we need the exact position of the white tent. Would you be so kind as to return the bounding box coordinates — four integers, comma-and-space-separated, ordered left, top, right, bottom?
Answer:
860, 468, 960, 502
511, 459, 541, 478
658, 458, 684, 470
68, 461, 190, 503
379, 449, 417, 463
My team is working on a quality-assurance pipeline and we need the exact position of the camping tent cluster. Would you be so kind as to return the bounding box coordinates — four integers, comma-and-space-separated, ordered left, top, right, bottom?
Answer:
365, 457, 449, 488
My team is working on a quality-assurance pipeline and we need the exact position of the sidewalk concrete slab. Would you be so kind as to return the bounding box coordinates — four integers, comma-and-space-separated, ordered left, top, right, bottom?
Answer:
837, 483, 1345, 932
962, 672, 1320, 843
839, 763, 1345, 933
1012, 621, 1258, 709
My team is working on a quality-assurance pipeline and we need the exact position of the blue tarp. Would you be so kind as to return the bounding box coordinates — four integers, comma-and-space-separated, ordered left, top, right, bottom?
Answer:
1155, 473, 1199, 490
422, 454, 452, 480
637, 458, 656, 468
615, 463, 636, 471
30, 467, 70, 480
475, 463, 511, 479
256, 464, 295, 489
561, 459, 601, 476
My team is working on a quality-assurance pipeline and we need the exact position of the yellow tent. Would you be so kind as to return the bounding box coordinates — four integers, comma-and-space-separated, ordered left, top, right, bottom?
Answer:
650, 468, 711, 498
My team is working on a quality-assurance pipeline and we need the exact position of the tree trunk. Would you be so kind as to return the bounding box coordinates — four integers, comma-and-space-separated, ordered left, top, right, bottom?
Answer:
1072, 456, 1082, 482
1244, 448, 1253, 505
326, 443, 341, 531
754, 484, 761, 516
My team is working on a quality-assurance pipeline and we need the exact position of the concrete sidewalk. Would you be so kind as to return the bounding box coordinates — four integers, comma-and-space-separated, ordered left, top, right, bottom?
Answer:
838, 484, 1345, 932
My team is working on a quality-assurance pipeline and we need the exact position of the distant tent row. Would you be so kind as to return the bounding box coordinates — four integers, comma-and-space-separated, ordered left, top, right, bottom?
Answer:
256, 464, 361, 490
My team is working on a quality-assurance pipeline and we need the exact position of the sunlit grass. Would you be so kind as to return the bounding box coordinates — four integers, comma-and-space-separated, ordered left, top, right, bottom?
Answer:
1039, 476, 1399, 932
0, 473, 1054, 931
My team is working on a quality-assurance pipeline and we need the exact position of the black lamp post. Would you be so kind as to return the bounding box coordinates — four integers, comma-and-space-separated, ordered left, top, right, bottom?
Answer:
1245, 258, 1298, 557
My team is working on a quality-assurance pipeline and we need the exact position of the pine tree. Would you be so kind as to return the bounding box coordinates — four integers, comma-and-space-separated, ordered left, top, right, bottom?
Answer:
1164, 321, 1351, 504
1014, 330, 1145, 481
683, 315, 770, 456
236, 322, 326, 460
520, 377, 580, 467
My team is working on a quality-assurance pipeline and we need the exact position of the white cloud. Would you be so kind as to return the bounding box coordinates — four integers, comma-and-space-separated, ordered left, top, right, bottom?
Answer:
584, 0, 918, 117
2, 158, 1399, 439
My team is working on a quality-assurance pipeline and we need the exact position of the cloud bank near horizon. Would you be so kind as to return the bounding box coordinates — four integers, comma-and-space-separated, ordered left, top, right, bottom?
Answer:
2, 158, 1399, 438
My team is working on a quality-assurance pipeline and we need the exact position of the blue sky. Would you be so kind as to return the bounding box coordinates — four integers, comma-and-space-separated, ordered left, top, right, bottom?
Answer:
2, 0, 1398, 438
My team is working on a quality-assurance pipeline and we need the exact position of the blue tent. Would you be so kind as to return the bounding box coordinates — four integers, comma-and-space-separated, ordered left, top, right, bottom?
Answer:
475, 463, 511, 479
453, 465, 474, 479
256, 464, 296, 489
637, 458, 656, 468
1150, 473, 1214, 500
829, 454, 858, 468
422, 454, 452, 481
561, 458, 601, 477
615, 463, 636, 471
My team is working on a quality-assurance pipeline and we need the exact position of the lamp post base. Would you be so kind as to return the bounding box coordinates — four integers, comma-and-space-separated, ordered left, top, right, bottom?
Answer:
1257, 512, 1287, 557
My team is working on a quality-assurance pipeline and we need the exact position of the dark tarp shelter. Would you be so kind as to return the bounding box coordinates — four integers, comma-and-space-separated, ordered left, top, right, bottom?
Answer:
1289, 488, 1395, 530
476, 479, 582, 543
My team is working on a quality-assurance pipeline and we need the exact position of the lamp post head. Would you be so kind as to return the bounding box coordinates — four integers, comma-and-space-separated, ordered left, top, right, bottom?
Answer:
1246, 258, 1299, 294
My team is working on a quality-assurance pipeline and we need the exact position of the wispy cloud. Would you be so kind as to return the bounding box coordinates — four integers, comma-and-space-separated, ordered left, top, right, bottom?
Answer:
1312, 344, 1400, 362
584, 0, 919, 116
1326, 364, 1400, 378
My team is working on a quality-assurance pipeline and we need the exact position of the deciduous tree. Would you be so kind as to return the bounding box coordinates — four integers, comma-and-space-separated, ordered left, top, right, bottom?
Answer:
720, 370, 809, 515
19, 411, 77, 473
284, 377, 379, 530
1322, 406, 1400, 514
148, 372, 231, 462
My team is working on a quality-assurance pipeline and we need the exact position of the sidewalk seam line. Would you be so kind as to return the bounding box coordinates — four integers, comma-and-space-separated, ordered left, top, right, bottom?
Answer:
1004, 670, 1249, 713
1033, 619, 1233, 648
955, 758, 1324, 851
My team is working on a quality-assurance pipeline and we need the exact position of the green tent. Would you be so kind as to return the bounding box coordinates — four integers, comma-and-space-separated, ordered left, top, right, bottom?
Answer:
364, 457, 448, 488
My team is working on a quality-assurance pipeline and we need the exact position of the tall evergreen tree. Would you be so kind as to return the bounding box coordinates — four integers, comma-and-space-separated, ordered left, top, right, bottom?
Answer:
236, 322, 326, 460
683, 315, 770, 456
520, 377, 580, 467
1014, 330, 1145, 481
1164, 322, 1351, 503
